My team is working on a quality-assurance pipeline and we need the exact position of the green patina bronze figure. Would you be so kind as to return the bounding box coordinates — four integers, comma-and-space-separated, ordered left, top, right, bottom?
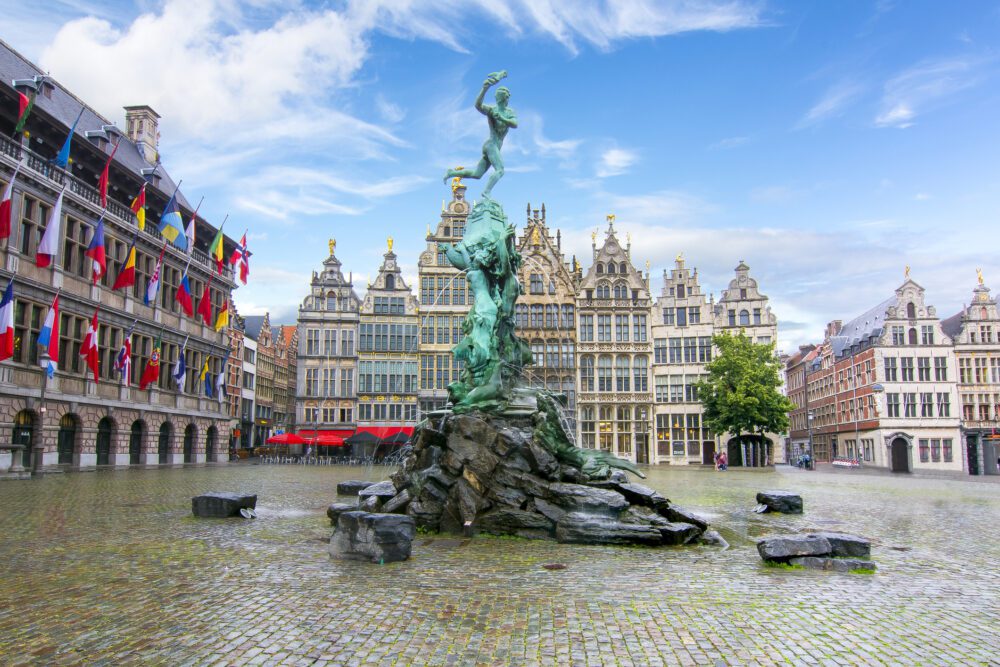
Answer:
443, 70, 517, 199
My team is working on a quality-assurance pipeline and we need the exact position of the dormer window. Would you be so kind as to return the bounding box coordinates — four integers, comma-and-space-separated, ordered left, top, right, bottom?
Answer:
907, 302, 916, 319
607, 263, 616, 275
620, 262, 627, 274
385, 274, 395, 290
596, 264, 604, 275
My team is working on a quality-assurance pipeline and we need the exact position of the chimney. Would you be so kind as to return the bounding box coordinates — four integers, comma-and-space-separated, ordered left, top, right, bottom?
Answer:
825, 320, 843, 337
124, 105, 160, 164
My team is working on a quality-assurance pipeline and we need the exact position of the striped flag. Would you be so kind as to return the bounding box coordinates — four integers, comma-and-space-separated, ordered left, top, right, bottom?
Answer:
37, 294, 59, 378
200, 357, 212, 398
172, 337, 188, 392
114, 321, 135, 385
197, 274, 213, 326
112, 234, 137, 291
144, 243, 166, 306
36, 189, 65, 268
14, 90, 35, 134
97, 139, 120, 208
229, 231, 251, 284
85, 213, 107, 284
0, 278, 14, 362
214, 299, 229, 332
1, 162, 22, 241
215, 352, 229, 404
158, 189, 187, 250
130, 182, 146, 231
80, 309, 99, 383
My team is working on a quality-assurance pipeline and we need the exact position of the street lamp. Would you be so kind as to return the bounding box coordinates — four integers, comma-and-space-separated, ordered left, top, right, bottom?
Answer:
806, 410, 814, 470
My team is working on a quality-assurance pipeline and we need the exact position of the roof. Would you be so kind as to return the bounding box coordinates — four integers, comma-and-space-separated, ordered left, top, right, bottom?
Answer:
279, 325, 296, 347
243, 315, 266, 340
940, 312, 963, 340
829, 296, 895, 356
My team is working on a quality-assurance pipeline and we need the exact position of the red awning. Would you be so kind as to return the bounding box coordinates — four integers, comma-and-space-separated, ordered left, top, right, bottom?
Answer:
298, 429, 354, 439
311, 435, 345, 447
266, 433, 305, 445
355, 425, 416, 439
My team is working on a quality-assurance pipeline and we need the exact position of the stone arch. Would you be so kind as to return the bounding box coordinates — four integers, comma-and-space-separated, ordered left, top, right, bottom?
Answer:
595, 263, 604, 275
385, 274, 395, 290
129, 420, 145, 465
96, 416, 115, 466
57, 413, 81, 467
908, 328, 917, 345
595, 281, 610, 299
613, 281, 628, 299
739, 309, 750, 326
158, 421, 174, 465
607, 263, 616, 274
888, 433, 912, 473
206, 425, 218, 463
183, 423, 197, 464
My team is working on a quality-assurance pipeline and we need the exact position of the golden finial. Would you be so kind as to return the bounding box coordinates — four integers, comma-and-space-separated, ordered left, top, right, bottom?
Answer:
531, 225, 541, 246
977, 268, 984, 285
329, 239, 336, 255
645, 260, 650, 273
606, 214, 615, 226
676, 251, 684, 263
426, 223, 432, 237
591, 229, 597, 244
387, 236, 393, 252
451, 171, 463, 194
904, 265, 910, 279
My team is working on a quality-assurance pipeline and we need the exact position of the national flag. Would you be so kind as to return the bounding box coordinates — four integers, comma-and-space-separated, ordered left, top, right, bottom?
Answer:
112, 235, 137, 291
158, 190, 187, 251
215, 353, 229, 404
1, 162, 22, 241
172, 339, 187, 392
200, 357, 212, 398
139, 335, 161, 390
144, 243, 166, 306
14, 90, 35, 134
97, 139, 120, 208
214, 299, 229, 332
114, 321, 135, 385
80, 309, 99, 383
176, 270, 194, 316
209, 227, 225, 274
37, 294, 59, 378
53, 108, 84, 170
185, 198, 202, 254
0, 278, 14, 362
85, 213, 107, 284
197, 274, 213, 326
130, 183, 147, 231
229, 231, 251, 284
36, 188, 65, 268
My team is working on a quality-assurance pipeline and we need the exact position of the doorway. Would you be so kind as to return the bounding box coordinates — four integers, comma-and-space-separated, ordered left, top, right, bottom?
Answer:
890, 437, 910, 473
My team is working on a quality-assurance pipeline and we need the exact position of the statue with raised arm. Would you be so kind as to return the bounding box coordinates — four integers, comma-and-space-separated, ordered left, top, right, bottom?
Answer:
443, 71, 517, 199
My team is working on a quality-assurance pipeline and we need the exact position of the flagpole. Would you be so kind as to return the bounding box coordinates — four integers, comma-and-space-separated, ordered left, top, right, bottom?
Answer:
34, 287, 60, 476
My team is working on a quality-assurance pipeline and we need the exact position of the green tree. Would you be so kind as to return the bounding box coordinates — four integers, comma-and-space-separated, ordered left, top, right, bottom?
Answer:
696, 331, 795, 465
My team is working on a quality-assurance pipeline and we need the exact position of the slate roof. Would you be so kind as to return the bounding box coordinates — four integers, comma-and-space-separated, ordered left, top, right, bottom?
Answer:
243, 316, 266, 340
828, 296, 895, 357
940, 312, 963, 340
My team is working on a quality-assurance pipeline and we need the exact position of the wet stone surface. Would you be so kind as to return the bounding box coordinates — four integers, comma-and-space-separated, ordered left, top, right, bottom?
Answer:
0, 464, 997, 665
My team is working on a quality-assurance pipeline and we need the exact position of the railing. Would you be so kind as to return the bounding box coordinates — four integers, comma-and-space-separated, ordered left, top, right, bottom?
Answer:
0, 134, 235, 282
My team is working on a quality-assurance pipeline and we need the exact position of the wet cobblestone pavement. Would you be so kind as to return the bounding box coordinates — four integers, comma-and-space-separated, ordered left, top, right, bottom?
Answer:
0, 463, 997, 666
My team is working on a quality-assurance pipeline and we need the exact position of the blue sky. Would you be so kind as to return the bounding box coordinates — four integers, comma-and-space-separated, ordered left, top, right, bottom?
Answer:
5, 0, 1000, 351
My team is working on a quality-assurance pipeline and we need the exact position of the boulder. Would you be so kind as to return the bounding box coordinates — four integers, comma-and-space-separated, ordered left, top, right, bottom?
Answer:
359, 495, 383, 512
336, 480, 374, 496
658, 522, 702, 546
330, 511, 416, 563
405, 498, 444, 531
609, 470, 628, 483
661, 504, 709, 531
555, 513, 663, 546
757, 535, 831, 561
789, 557, 877, 572
489, 485, 528, 509
548, 482, 629, 515
382, 489, 412, 514
476, 508, 553, 537
532, 497, 567, 523
326, 502, 357, 525
698, 530, 729, 548
524, 440, 560, 479
192, 492, 257, 518
614, 482, 669, 510
805, 532, 871, 558
755, 490, 803, 514
358, 480, 398, 501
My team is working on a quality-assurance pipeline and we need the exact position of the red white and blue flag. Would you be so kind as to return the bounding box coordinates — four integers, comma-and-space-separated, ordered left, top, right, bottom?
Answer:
36, 188, 65, 268
85, 213, 107, 284
0, 162, 22, 241
144, 242, 166, 306
114, 321, 135, 385
37, 293, 59, 377
0, 278, 14, 362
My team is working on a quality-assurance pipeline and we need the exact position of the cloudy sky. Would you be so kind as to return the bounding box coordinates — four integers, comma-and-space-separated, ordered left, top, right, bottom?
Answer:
6, 0, 1000, 351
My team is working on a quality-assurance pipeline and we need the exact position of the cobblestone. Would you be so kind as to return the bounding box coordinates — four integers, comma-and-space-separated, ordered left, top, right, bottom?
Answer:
0, 465, 996, 665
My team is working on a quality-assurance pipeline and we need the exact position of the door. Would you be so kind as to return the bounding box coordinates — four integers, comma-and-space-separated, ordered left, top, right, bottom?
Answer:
129, 423, 143, 465
183, 425, 195, 464
158, 425, 171, 464
635, 434, 649, 464
702, 441, 716, 466
12, 412, 33, 469
96, 418, 112, 466
967, 436, 979, 475
890, 437, 910, 473
58, 416, 76, 466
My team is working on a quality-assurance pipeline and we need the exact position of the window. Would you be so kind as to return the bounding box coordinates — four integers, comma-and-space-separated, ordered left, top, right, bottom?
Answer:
930, 439, 941, 462
753, 308, 761, 325
654, 339, 667, 364
886, 393, 900, 417
13, 299, 44, 365
901, 357, 914, 382
917, 357, 931, 381
655, 375, 668, 402
595, 282, 610, 299
340, 330, 354, 356
305, 368, 318, 396
903, 393, 917, 417
980, 325, 994, 343
688, 307, 700, 324
579, 315, 594, 342
613, 282, 628, 299
936, 393, 951, 417
698, 337, 712, 362
906, 302, 916, 319
580, 406, 595, 449
908, 328, 918, 345
633, 356, 648, 392
669, 376, 683, 403
676, 284, 685, 298
891, 326, 905, 345
921, 326, 934, 345
306, 329, 320, 355
943, 438, 953, 462
560, 305, 574, 329
739, 310, 749, 326
615, 356, 630, 391
728, 310, 736, 327
959, 358, 972, 384
597, 315, 611, 342
676, 307, 687, 327
920, 392, 933, 417
615, 315, 629, 342
683, 337, 697, 363
668, 338, 682, 364
597, 356, 613, 392
919, 439, 929, 462
934, 357, 948, 381
975, 357, 988, 383
340, 368, 353, 396
58, 312, 87, 374
530, 274, 543, 294
663, 308, 675, 325
580, 356, 594, 391
633, 315, 647, 342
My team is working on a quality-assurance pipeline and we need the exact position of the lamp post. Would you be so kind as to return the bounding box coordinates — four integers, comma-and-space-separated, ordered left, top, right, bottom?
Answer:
806, 410, 814, 470
871, 383, 885, 466
33, 351, 50, 475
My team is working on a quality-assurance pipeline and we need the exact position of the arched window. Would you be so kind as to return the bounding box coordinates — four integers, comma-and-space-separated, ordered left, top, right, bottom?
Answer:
597, 356, 613, 392
580, 355, 595, 391
129, 420, 144, 465
607, 263, 616, 274
908, 328, 918, 345
613, 282, 628, 299
183, 424, 197, 463
96, 416, 114, 466
739, 310, 750, 326
326, 292, 337, 310
906, 302, 916, 319
596, 263, 604, 274
385, 274, 395, 290
158, 422, 173, 465
619, 262, 627, 274
58, 414, 77, 466
596, 282, 611, 299
615, 356, 631, 392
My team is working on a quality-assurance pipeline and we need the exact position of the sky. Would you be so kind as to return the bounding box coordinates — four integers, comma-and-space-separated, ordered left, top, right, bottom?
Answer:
4, 0, 1000, 352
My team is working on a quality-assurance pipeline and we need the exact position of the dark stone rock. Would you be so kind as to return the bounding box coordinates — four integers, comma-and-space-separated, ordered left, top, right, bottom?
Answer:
609, 470, 628, 483
789, 557, 877, 572
406, 498, 443, 531
698, 530, 729, 548
524, 440, 559, 479
390, 469, 410, 491
661, 504, 709, 531
495, 427, 530, 457
559, 465, 588, 483
533, 497, 567, 523
337, 480, 375, 496
493, 467, 553, 499
757, 535, 832, 561
659, 522, 702, 545
756, 490, 804, 514
359, 480, 398, 501
476, 508, 553, 536
614, 482, 669, 510
455, 478, 488, 523
623, 506, 668, 527
555, 513, 663, 546
805, 532, 871, 558
489, 485, 528, 509
326, 502, 356, 525
359, 495, 383, 512
382, 489, 412, 514
548, 483, 628, 515
192, 492, 257, 518
330, 511, 416, 563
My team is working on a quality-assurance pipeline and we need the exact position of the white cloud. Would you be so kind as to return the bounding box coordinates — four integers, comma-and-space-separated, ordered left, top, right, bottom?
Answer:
914, 192, 930, 201
596, 147, 638, 177
709, 135, 750, 150
796, 81, 864, 129
376, 94, 406, 124
750, 185, 796, 203
875, 57, 988, 128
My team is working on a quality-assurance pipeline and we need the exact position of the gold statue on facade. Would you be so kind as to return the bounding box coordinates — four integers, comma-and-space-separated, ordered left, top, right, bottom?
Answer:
676, 251, 684, 263
531, 225, 541, 245
329, 239, 336, 255
591, 229, 597, 244
904, 265, 910, 279
387, 236, 394, 252
451, 171, 464, 194
977, 268, 984, 285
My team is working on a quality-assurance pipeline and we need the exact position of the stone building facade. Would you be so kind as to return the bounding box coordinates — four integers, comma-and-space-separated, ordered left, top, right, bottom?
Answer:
274, 324, 297, 435
514, 203, 579, 429
295, 242, 360, 441
416, 181, 472, 415
575, 219, 653, 464
0, 44, 236, 471
244, 314, 275, 447
356, 239, 420, 438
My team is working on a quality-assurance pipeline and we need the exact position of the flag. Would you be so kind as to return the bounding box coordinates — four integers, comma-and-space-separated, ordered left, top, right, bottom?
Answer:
36, 189, 64, 267
114, 321, 135, 385
97, 139, 120, 208
85, 213, 107, 284
172, 341, 187, 392
139, 335, 161, 390
144, 243, 166, 306
176, 270, 194, 316
215, 353, 229, 404
214, 299, 229, 332
197, 275, 213, 326
1, 162, 22, 240
200, 357, 212, 398
80, 309, 99, 383
37, 294, 59, 378
185, 214, 196, 253
112, 235, 137, 291
209, 228, 224, 274
130, 183, 146, 231
158, 191, 187, 250
229, 232, 250, 284
0, 278, 14, 362
53, 108, 84, 170
14, 90, 35, 134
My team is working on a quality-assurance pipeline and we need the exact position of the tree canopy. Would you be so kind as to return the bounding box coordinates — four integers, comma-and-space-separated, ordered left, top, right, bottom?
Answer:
696, 331, 794, 441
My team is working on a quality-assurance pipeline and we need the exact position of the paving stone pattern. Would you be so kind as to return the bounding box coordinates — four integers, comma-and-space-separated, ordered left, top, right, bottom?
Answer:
0, 465, 997, 665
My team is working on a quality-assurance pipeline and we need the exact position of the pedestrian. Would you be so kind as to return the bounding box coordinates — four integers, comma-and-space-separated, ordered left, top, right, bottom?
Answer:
719, 451, 728, 471
713, 451, 721, 471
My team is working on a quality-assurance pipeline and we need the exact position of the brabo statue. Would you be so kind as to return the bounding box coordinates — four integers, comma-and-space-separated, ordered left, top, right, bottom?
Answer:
443, 70, 517, 199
